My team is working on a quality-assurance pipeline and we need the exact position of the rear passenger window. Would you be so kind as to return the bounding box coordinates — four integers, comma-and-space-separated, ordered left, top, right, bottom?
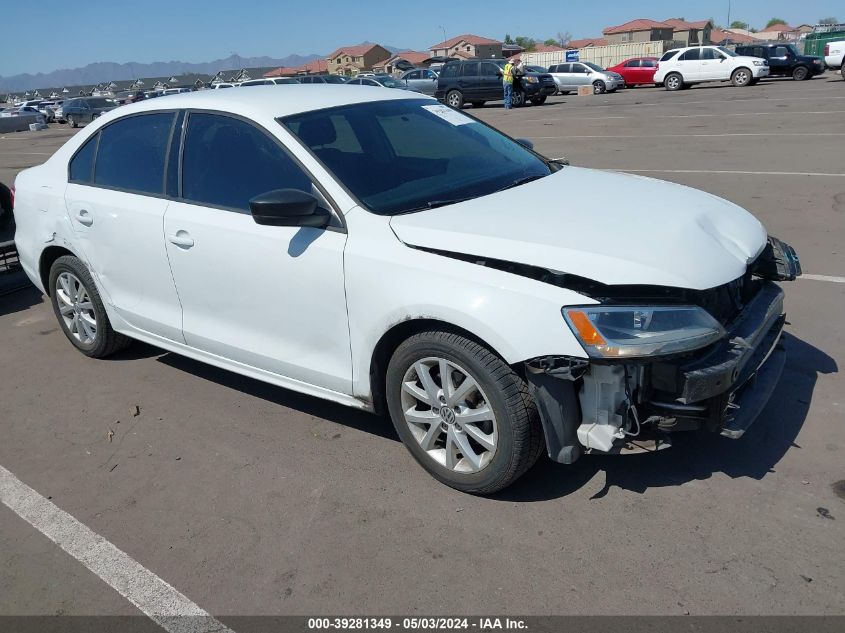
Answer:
93, 113, 174, 194
440, 64, 459, 78
69, 133, 98, 183
660, 50, 680, 62
461, 62, 480, 77
181, 113, 312, 212
680, 49, 701, 61
625, 60, 640, 67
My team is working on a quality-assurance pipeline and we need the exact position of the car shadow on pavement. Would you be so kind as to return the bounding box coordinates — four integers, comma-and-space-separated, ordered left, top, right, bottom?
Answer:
156, 353, 399, 441
496, 333, 837, 502
0, 284, 40, 316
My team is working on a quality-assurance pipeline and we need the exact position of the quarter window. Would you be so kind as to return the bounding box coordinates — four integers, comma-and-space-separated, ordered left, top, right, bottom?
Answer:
69, 133, 98, 183
93, 113, 174, 194
181, 113, 312, 212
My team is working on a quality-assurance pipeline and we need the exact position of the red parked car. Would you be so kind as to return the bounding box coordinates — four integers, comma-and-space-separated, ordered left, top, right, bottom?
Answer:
607, 57, 660, 86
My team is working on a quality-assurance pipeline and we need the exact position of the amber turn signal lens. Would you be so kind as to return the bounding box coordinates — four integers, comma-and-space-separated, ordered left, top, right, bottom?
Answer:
566, 310, 607, 347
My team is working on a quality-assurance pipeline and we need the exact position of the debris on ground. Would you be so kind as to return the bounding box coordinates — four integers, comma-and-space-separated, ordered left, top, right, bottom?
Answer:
130, 405, 140, 417
107, 429, 114, 442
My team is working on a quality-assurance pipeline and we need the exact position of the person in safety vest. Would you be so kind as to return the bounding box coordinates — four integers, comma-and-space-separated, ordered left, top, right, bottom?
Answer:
503, 58, 515, 109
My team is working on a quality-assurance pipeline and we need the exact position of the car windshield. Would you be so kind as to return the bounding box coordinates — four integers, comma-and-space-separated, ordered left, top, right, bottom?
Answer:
375, 76, 404, 88
717, 46, 737, 57
324, 75, 347, 84
583, 62, 605, 72
281, 99, 552, 216
786, 44, 801, 56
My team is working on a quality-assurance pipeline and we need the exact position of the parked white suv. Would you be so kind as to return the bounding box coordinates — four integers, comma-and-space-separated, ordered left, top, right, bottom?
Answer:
824, 40, 845, 78
13, 88, 800, 493
655, 45, 769, 90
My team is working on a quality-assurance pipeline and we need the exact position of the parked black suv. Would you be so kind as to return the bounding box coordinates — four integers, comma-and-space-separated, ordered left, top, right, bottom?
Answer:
63, 97, 117, 128
435, 59, 557, 108
735, 43, 825, 81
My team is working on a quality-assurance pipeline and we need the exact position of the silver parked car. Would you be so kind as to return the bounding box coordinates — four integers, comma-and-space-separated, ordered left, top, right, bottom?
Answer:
547, 62, 624, 94
398, 68, 439, 95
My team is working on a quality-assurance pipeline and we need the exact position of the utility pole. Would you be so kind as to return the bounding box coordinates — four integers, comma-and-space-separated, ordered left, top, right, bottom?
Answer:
727, 0, 731, 28
439, 25, 447, 43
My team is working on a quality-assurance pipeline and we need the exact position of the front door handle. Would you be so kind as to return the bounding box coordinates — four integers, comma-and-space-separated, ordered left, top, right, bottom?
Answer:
167, 231, 194, 248
74, 209, 93, 226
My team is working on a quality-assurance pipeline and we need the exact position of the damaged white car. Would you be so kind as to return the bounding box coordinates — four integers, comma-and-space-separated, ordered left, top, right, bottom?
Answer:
13, 87, 801, 493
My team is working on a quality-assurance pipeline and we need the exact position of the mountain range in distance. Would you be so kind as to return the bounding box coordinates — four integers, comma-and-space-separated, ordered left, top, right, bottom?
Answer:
0, 45, 406, 92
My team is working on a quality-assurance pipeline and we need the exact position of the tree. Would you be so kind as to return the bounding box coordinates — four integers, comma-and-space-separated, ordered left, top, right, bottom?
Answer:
543, 38, 559, 47
514, 36, 537, 51
730, 20, 749, 29
556, 31, 572, 47
819, 16, 838, 25
504, 33, 514, 45
766, 18, 787, 28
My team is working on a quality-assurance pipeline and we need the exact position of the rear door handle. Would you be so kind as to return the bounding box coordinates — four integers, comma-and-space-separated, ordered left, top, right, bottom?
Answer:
74, 209, 93, 226
167, 231, 194, 248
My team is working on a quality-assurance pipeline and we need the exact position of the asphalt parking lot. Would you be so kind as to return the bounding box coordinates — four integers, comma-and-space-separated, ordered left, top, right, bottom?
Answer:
1, 77, 844, 623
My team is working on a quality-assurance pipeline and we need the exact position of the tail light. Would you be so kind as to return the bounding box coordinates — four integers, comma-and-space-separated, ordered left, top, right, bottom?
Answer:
824, 44, 830, 56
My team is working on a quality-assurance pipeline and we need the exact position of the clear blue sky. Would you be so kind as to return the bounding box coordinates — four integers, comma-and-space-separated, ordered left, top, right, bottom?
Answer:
2, 0, 840, 76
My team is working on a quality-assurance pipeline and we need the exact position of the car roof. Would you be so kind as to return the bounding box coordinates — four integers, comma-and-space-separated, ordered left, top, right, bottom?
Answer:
95, 85, 433, 121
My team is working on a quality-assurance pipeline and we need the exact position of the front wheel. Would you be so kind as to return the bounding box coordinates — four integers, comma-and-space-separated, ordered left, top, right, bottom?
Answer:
592, 80, 606, 94
386, 331, 544, 494
49, 255, 131, 358
731, 67, 752, 87
511, 90, 526, 107
792, 66, 809, 81
530, 95, 547, 105
445, 90, 464, 109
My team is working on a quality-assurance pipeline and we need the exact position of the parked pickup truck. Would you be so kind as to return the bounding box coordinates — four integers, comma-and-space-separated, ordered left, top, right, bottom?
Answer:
824, 40, 845, 79
735, 43, 825, 81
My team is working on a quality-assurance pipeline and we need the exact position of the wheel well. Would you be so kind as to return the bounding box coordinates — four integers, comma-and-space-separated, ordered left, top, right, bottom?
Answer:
368, 318, 506, 417
39, 246, 75, 295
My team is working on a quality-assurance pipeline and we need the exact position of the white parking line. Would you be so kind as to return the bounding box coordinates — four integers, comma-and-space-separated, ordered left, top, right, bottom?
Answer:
612, 169, 845, 177
534, 132, 845, 139
800, 274, 845, 284
584, 93, 845, 110
520, 110, 845, 123
0, 464, 234, 633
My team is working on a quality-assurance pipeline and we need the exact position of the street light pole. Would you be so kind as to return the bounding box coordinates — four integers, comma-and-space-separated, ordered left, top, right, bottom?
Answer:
727, 0, 731, 28
439, 25, 446, 43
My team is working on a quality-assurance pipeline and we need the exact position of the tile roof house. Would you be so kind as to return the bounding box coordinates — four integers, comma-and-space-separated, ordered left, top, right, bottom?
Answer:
567, 37, 609, 49
602, 19, 675, 44
372, 51, 433, 74
755, 23, 802, 41
429, 34, 503, 59
712, 28, 761, 45
326, 44, 391, 76
663, 18, 713, 45
265, 59, 329, 77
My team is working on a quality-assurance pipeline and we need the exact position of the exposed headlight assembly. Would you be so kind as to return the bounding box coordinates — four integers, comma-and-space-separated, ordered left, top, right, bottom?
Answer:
562, 305, 726, 359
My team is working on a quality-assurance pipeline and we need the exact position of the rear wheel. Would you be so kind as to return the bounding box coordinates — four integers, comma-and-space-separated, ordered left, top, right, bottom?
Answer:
664, 73, 683, 91
530, 95, 547, 105
731, 67, 752, 87
386, 330, 544, 494
445, 90, 464, 109
49, 255, 131, 358
67, 115, 77, 128
592, 80, 606, 94
792, 66, 809, 81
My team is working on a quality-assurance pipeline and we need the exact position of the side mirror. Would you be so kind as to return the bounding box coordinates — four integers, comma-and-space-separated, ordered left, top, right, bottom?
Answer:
249, 189, 331, 228
515, 138, 534, 150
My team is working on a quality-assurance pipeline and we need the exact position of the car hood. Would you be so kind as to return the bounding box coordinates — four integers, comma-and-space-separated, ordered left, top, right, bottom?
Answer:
389, 167, 768, 290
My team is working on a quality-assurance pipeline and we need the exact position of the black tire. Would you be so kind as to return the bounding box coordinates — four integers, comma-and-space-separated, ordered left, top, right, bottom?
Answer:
470, 101, 486, 108
0, 182, 13, 230
731, 67, 752, 87
445, 90, 464, 109
792, 66, 809, 81
48, 255, 131, 358
530, 95, 547, 105
67, 115, 77, 128
842, 66, 845, 81
592, 80, 606, 94
511, 90, 526, 107
664, 73, 683, 91
386, 330, 544, 494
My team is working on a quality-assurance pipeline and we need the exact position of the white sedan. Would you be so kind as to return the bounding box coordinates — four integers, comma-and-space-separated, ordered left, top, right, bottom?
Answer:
13, 86, 800, 493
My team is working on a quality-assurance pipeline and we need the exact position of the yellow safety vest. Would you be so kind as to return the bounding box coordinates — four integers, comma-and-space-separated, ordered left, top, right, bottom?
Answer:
503, 63, 514, 83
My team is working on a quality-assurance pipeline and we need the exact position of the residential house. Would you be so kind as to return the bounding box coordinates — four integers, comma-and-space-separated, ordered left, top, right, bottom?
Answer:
429, 34, 503, 60
711, 28, 760, 45
265, 59, 329, 78
372, 51, 432, 74
663, 18, 713, 45
567, 37, 609, 49
754, 24, 801, 41
326, 44, 392, 76
602, 19, 675, 44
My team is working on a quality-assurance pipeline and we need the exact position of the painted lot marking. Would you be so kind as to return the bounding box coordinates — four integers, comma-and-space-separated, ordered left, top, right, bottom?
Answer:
611, 169, 845, 178
534, 132, 845, 140
583, 93, 845, 110
520, 110, 845, 123
0, 464, 234, 633
800, 274, 845, 284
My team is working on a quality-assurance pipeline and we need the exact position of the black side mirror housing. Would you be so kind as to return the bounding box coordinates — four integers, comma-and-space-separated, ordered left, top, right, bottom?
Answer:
249, 189, 331, 228
515, 138, 534, 151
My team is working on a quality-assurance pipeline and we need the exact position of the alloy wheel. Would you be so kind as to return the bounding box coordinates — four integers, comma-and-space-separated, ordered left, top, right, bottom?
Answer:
400, 357, 498, 474
55, 272, 97, 344
735, 70, 750, 86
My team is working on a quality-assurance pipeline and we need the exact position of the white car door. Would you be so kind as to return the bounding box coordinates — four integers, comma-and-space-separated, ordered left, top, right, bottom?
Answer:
699, 47, 728, 80
64, 112, 184, 341
163, 111, 352, 393
676, 48, 703, 81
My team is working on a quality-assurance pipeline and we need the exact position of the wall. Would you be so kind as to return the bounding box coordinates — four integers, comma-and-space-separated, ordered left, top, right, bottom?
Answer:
524, 41, 667, 69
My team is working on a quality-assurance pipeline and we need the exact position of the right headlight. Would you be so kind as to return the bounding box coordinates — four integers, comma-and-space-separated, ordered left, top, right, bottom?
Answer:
562, 305, 726, 359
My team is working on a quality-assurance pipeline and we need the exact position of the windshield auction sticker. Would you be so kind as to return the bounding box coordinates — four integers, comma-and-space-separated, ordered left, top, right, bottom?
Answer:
421, 104, 472, 126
